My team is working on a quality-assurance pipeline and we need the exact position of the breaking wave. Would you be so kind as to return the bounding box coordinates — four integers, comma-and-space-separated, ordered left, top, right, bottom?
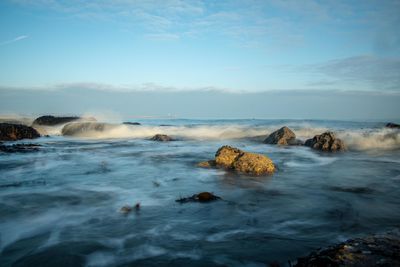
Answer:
57, 122, 400, 151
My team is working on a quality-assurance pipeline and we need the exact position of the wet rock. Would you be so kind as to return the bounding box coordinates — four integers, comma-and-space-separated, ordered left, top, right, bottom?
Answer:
0, 143, 41, 153
294, 230, 400, 267
264, 126, 301, 145
386, 122, 400, 129
305, 132, 346, 152
150, 134, 174, 141
0, 123, 40, 141
123, 122, 141, 125
120, 203, 140, 214
33, 115, 80, 126
176, 192, 221, 203
61, 122, 106, 136
197, 160, 216, 168
211, 145, 275, 176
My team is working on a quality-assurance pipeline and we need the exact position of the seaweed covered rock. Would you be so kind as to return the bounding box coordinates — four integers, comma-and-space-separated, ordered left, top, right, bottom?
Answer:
176, 192, 221, 203
305, 132, 346, 152
33, 115, 80, 126
264, 126, 300, 145
294, 230, 400, 267
200, 146, 275, 176
150, 134, 174, 142
0, 123, 40, 141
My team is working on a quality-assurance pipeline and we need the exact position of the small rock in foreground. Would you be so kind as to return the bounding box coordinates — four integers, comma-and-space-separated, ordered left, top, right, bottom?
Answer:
0, 123, 40, 141
176, 192, 221, 203
305, 132, 346, 152
150, 134, 174, 141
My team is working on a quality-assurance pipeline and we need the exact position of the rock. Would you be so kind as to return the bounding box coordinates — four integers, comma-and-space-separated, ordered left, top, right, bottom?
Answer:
386, 122, 400, 129
305, 132, 346, 152
294, 230, 400, 267
0, 143, 41, 153
264, 126, 300, 145
32, 115, 80, 126
150, 134, 174, 141
176, 192, 221, 203
202, 145, 275, 176
123, 122, 141, 125
197, 160, 216, 168
233, 152, 275, 176
0, 123, 40, 141
61, 122, 106, 136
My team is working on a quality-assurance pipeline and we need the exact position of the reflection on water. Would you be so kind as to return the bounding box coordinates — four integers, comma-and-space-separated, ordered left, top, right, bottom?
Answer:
1, 119, 400, 266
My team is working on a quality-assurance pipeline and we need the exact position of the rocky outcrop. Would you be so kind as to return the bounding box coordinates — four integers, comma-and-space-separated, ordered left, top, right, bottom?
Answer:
0, 143, 41, 153
33, 115, 80, 126
0, 123, 40, 141
199, 146, 275, 176
305, 132, 346, 152
264, 126, 302, 145
123, 122, 141, 125
150, 134, 174, 141
61, 122, 106, 136
176, 192, 221, 203
386, 122, 400, 129
294, 230, 400, 267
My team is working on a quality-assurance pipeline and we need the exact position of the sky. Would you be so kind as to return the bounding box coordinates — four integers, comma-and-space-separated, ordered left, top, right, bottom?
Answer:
0, 0, 399, 120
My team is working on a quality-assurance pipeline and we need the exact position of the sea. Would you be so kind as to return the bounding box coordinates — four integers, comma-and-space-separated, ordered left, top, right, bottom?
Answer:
1, 119, 400, 266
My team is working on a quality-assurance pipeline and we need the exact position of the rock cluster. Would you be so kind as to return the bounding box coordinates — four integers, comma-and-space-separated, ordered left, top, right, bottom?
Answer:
32, 115, 80, 126
305, 132, 346, 152
264, 126, 302, 145
150, 134, 174, 141
199, 146, 275, 176
0, 123, 40, 141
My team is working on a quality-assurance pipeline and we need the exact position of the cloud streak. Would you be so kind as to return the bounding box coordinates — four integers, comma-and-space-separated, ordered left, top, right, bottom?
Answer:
0, 35, 29, 46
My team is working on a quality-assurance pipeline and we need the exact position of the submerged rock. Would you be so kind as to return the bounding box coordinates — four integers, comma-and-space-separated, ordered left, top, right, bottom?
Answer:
0, 123, 40, 141
199, 145, 275, 176
150, 134, 174, 141
305, 132, 346, 152
123, 122, 141, 125
32, 115, 80, 126
176, 192, 221, 203
264, 126, 301, 145
294, 230, 400, 267
0, 143, 41, 153
386, 122, 400, 129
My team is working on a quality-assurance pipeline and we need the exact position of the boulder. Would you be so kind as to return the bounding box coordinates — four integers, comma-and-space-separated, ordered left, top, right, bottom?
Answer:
123, 122, 141, 125
199, 145, 276, 176
33, 115, 80, 126
386, 122, 400, 129
176, 192, 221, 203
305, 132, 346, 152
150, 134, 174, 141
264, 126, 299, 145
0, 123, 40, 141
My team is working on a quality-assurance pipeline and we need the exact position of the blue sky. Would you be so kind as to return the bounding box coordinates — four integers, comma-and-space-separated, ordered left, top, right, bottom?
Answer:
0, 0, 399, 119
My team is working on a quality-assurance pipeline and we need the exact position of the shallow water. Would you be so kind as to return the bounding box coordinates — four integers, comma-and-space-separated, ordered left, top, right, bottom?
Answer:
1, 119, 400, 266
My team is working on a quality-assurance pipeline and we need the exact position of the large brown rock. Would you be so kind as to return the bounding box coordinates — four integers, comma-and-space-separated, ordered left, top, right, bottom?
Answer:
0, 123, 40, 141
264, 126, 298, 145
305, 132, 346, 152
212, 145, 275, 176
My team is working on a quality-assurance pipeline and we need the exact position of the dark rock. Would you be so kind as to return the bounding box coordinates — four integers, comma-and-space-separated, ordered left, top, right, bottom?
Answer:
386, 122, 400, 129
0, 123, 40, 141
123, 122, 141, 125
294, 230, 400, 267
264, 126, 300, 145
176, 192, 221, 203
0, 143, 41, 153
61, 122, 106, 136
150, 134, 174, 141
33, 115, 80, 126
305, 132, 346, 152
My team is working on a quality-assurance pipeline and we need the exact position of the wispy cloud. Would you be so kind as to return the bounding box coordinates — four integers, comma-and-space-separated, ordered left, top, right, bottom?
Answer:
0, 35, 29, 46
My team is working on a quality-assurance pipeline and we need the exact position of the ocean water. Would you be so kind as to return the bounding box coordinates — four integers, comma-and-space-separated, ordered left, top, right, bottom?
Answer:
1, 119, 400, 266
